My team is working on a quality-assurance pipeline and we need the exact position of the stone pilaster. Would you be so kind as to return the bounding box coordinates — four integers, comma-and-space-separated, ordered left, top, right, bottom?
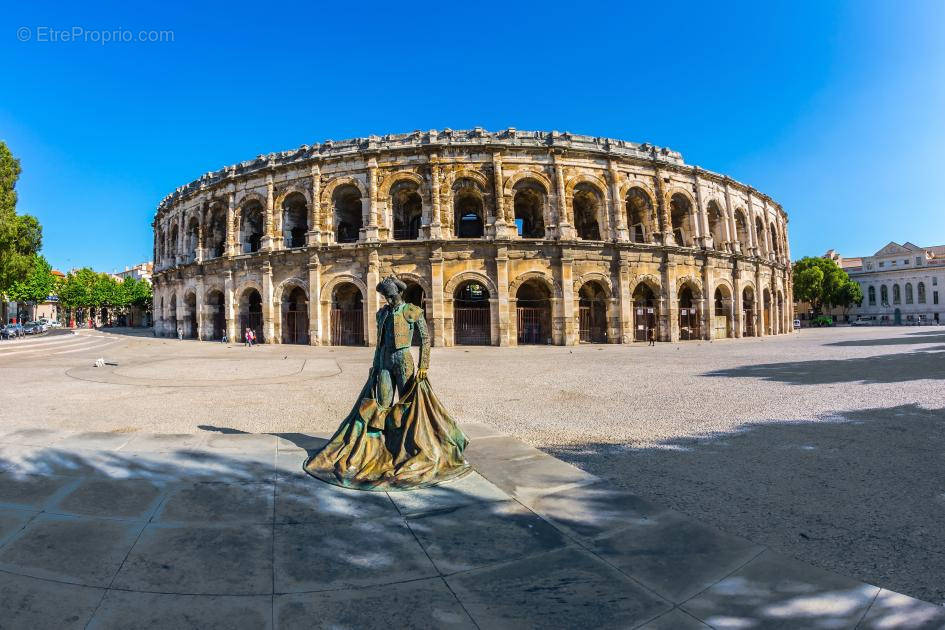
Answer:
554, 155, 576, 240
308, 253, 321, 345
262, 261, 276, 343
262, 174, 276, 251
425, 155, 443, 240
495, 244, 511, 345
429, 247, 446, 347
365, 249, 380, 346
608, 162, 628, 242
662, 254, 678, 341
226, 189, 237, 256
362, 160, 380, 242
654, 163, 673, 245
308, 164, 322, 246
617, 254, 633, 343
559, 250, 577, 345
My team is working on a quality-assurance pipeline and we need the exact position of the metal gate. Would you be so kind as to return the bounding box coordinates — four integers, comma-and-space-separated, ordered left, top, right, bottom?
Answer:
517, 307, 550, 344
330, 308, 364, 346
454, 307, 490, 345
240, 312, 263, 343
634, 306, 658, 342
283, 309, 309, 345
763, 309, 771, 335
679, 307, 701, 340
579, 305, 607, 343
211, 310, 225, 340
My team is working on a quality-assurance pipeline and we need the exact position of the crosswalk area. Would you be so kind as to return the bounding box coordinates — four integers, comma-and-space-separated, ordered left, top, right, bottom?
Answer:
0, 332, 121, 360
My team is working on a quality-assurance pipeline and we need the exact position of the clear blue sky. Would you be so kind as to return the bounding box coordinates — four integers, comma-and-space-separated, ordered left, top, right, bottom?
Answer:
2, 1, 943, 272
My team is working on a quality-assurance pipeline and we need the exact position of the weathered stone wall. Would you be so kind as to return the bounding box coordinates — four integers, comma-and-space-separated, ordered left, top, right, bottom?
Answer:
151, 129, 792, 345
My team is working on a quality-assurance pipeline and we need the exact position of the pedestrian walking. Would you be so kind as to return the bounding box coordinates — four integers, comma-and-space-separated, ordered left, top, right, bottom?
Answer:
177, 326, 183, 341
648, 327, 655, 346
221, 331, 228, 344
244, 328, 253, 347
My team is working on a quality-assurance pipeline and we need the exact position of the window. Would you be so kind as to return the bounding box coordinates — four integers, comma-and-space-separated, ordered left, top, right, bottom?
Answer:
868, 286, 876, 306
934, 277, 939, 286
916, 256, 923, 266
880, 285, 888, 305
892, 260, 897, 266
935, 291, 940, 305
866, 263, 873, 270
919, 282, 927, 303
893, 284, 901, 304
879, 261, 885, 268
904, 259, 910, 265
905, 283, 914, 304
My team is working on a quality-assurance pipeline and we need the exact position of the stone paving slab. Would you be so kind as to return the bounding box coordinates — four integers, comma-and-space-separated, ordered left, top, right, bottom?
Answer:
0, 427, 940, 627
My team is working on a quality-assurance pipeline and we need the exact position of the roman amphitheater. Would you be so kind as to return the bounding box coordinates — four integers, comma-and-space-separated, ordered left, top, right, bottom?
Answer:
151, 128, 792, 346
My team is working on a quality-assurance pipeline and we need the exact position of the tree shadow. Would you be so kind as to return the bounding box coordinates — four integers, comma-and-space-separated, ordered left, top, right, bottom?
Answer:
705, 347, 945, 384
546, 403, 945, 606
827, 331, 945, 347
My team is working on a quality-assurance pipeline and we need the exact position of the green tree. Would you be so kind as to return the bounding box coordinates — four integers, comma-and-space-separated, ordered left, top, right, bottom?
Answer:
8, 255, 57, 315
57, 268, 99, 325
0, 142, 43, 297
793, 256, 861, 315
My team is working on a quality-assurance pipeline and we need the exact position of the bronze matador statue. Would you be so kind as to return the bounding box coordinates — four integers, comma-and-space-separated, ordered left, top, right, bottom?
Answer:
304, 275, 470, 490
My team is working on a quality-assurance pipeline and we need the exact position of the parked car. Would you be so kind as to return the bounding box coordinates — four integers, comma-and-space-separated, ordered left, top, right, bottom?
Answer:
23, 322, 39, 335
851, 317, 872, 326
810, 316, 834, 328
2, 323, 24, 338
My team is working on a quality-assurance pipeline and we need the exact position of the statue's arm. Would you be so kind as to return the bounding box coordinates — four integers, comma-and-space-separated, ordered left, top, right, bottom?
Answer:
417, 312, 431, 371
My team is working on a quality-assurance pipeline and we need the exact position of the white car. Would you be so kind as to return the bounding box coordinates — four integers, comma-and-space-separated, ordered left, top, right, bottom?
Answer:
851, 317, 872, 326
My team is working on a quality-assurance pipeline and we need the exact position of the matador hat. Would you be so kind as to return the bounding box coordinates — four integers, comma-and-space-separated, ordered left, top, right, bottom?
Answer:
376, 275, 407, 298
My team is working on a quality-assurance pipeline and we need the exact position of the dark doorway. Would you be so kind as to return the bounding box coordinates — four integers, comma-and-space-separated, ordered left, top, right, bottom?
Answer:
579, 282, 607, 343
454, 281, 490, 345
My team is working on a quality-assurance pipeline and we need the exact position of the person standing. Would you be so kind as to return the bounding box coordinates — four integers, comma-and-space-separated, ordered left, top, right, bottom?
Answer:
648, 327, 655, 346
177, 326, 183, 341
244, 328, 252, 347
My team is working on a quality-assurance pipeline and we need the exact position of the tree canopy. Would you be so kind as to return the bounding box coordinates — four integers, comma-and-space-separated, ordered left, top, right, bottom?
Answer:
7, 254, 57, 305
57, 268, 152, 314
793, 256, 863, 314
0, 142, 43, 296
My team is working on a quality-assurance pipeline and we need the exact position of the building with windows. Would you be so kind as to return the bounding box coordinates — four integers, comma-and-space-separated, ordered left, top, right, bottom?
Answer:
841, 243, 945, 324
151, 129, 792, 345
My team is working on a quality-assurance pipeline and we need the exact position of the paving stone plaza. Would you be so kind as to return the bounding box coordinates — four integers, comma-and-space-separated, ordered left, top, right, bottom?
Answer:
0, 327, 944, 628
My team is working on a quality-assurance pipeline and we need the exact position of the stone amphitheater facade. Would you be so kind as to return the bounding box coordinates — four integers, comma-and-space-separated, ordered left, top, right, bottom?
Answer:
151, 128, 792, 347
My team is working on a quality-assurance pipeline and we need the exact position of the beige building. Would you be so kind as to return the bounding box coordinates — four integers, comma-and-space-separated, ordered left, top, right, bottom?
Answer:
114, 261, 153, 283
813, 243, 945, 325
151, 129, 792, 345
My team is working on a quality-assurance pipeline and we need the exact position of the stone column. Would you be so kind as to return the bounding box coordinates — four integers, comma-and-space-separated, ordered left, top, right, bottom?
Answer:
662, 255, 678, 341
308, 164, 322, 246
307, 254, 321, 345
226, 190, 238, 256
365, 249, 380, 346
754, 263, 764, 337
762, 201, 773, 261
702, 260, 713, 339
426, 155, 443, 240
262, 262, 276, 343
747, 191, 760, 256
261, 174, 276, 251
554, 155, 576, 240
224, 271, 237, 342
654, 164, 673, 245
195, 277, 205, 340
362, 160, 380, 242
492, 153, 514, 239
693, 170, 710, 249
617, 254, 633, 343
560, 250, 577, 345
733, 273, 743, 337
608, 162, 628, 241
430, 248, 446, 346
723, 180, 737, 253
495, 244, 511, 345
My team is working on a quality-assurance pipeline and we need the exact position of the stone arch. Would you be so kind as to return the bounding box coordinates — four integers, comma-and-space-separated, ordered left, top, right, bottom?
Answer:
276, 277, 309, 300
444, 270, 498, 299
713, 278, 735, 298
377, 170, 425, 200
392, 272, 432, 300
617, 179, 657, 204
320, 176, 369, 207
666, 188, 696, 246
624, 184, 658, 243
573, 271, 614, 298
503, 169, 553, 197
235, 279, 264, 302
733, 208, 751, 252
706, 199, 727, 248
511, 177, 548, 239
320, 274, 368, 303
508, 270, 562, 300
444, 168, 490, 192
564, 173, 608, 198
675, 275, 704, 299
235, 191, 267, 209
274, 184, 312, 209
629, 274, 662, 296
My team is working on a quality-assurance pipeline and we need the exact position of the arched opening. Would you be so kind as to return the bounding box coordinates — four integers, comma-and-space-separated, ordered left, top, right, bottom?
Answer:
239, 289, 264, 343
333, 185, 363, 244
516, 280, 552, 344
734, 210, 751, 252
240, 201, 264, 253
184, 292, 197, 339
626, 187, 654, 243
453, 280, 490, 345
578, 281, 607, 343
402, 282, 427, 346
707, 201, 726, 249
391, 181, 422, 241
282, 286, 309, 344
755, 217, 767, 256
713, 286, 731, 338
513, 182, 545, 239
633, 283, 659, 342
207, 203, 227, 258
880, 285, 889, 306
185, 218, 199, 263
453, 182, 484, 238
893, 284, 901, 305
330, 283, 364, 345
918, 282, 926, 304
763, 289, 772, 335
206, 290, 225, 340
670, 193, 694, 246
573, 184, 602, 240
282, 192, 308, 249
742, 287, 756, 337
169, 224, 179, 262
678, 285, 700, 340
905, 282, 914, 305
769, 223, 780, 258
168, 294, 178, 337
868, 285, 876, 306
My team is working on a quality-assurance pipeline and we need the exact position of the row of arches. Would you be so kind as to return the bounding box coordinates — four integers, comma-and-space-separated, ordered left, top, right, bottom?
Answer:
157, 276, 786, 346
865, 282, 928, 307
156, 175, 787, 265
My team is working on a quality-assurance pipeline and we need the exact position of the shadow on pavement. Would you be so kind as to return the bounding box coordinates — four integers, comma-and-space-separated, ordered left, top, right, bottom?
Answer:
705, 346, 945, 384
826, 330, 945, 347
547, 402, 945, 608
